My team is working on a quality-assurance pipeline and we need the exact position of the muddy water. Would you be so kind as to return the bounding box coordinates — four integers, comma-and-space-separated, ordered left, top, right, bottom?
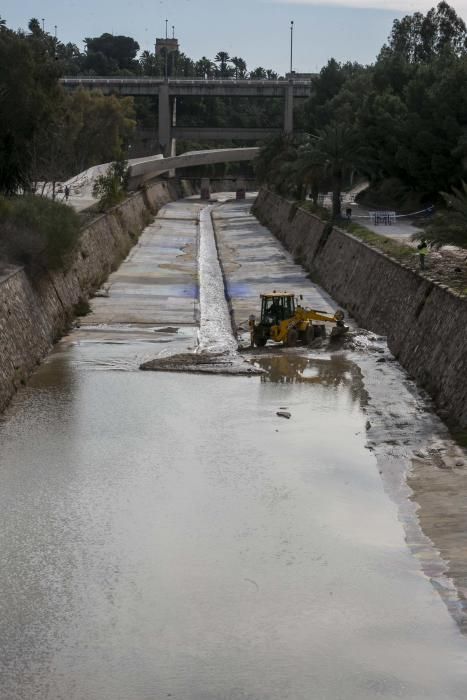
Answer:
1, 198, 467, 700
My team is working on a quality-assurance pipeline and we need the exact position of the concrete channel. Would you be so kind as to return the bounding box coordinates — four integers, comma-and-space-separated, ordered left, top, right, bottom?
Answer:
1, 195, 467, 699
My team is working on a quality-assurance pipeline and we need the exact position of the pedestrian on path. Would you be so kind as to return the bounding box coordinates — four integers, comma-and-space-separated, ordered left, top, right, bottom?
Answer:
417, 238, 428, 270
64, 185, 70, 202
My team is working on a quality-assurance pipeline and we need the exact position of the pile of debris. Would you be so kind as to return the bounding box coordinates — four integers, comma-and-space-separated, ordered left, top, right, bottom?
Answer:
140, 352, 264, 376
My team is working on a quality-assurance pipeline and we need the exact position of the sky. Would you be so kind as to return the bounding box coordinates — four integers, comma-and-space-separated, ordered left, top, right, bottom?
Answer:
2, 0, 467, 73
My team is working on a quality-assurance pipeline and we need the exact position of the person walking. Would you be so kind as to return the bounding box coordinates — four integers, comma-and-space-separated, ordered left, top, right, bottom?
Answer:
64, 185, 70, 203
417, 238, 428, 270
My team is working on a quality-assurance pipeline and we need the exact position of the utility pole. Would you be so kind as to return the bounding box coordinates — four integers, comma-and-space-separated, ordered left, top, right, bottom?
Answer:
290, 20, 294, 75
165, 19, 168, 39
41, 18, 45, 32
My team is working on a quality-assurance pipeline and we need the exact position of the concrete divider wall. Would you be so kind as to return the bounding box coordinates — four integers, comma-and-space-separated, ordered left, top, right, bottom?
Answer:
253, 188, 467, 428
0, 179, 190, 415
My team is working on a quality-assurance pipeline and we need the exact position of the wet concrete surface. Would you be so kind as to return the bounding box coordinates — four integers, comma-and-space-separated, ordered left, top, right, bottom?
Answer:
214, 198, 467, 633
213, 203, 338, 334
1, 196, 467, 699
87, 200, 202, 328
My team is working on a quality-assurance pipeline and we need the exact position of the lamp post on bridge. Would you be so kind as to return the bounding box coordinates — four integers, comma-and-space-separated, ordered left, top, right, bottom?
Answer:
164, 19, 168, 80
284, 20, 295, 134
290, 20, 294, 75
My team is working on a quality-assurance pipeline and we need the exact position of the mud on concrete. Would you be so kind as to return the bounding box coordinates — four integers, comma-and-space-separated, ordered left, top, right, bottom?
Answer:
140, 351, 263, 376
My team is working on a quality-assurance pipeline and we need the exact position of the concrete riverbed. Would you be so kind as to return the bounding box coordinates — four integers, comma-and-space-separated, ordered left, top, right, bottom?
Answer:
1, 195, 467, 699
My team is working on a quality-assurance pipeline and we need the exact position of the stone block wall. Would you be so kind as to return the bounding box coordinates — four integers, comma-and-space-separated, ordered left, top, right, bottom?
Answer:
253, 188, 467, 428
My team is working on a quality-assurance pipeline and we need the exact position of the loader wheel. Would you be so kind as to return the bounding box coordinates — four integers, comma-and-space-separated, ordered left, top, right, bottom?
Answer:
305, 325, 316, 345
286, 328, 298, 347
253, 329, 267, 347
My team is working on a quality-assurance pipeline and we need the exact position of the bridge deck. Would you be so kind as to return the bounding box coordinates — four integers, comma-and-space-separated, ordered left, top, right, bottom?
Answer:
60, 77, 313, 98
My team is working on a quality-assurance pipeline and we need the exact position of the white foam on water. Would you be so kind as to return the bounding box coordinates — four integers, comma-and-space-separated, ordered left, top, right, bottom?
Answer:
196, 205, 238, 355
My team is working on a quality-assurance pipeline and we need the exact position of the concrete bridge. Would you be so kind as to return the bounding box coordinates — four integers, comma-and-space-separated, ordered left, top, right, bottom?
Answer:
171, 127, 282, 141
60, 76, 313, 155
127, 146, 259, 191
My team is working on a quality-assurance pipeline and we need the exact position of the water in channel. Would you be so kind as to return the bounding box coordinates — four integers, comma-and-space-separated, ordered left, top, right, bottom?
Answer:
1, 197, 467, 700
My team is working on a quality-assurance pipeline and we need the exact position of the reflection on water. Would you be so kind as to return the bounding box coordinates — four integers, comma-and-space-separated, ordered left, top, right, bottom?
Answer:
1, 340, 467, 699
254, 353, 367, 404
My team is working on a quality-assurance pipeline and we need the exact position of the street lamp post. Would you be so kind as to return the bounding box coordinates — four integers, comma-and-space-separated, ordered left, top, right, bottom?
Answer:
290, 20, 294, 76
284, 20, 295, 134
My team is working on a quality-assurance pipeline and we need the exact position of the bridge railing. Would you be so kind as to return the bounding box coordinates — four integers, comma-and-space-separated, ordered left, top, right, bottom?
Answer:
60, 77, 314, 88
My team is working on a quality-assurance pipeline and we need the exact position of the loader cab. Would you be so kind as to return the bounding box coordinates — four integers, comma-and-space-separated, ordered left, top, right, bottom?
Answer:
261, 293, 295, 326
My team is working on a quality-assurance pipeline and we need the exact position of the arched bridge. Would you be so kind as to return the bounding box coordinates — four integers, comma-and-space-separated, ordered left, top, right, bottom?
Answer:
128, 147, 259, 190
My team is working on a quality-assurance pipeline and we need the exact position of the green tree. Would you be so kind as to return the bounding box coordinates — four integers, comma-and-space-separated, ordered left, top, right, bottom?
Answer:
231, 56, 247, 79
295, 137, 326, 203
0, 21, 62, 193
385, 1, 467, 62
31, 89, 136, 187
195, 56, 215, 78
214, 51, 232, 77
92, 158, 129, 211
310, 123, 362, 219
249, 67, 267, 79
423, 181, 467, 248
84, 33, 140, 73
255, 135, 303, 197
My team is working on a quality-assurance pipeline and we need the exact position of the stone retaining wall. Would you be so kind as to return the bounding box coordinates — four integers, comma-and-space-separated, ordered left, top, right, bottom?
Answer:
0, 179, 189, 415
253, 188, 467, 429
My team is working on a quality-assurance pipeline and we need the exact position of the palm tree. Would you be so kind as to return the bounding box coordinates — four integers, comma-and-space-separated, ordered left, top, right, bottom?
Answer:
196, 56, 214, 78
310, 122, 361, 219
28, 18, 42, 35
255, 134, 302, 197
231, 56, 247, 79
295, 137, 325, 203
139, 50, 157, 76
214, 51, 231, 77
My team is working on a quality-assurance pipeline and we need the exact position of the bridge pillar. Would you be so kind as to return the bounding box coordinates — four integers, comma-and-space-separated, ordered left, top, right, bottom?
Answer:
284, 81, 294, 135
158, 83, 171, 156
200, 178, 211, 201
168, 97, 177, 177
235, 178, 246, 200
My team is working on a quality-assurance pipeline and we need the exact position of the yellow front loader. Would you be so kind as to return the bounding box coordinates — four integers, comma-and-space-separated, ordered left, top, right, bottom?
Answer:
249, 292, 347, 348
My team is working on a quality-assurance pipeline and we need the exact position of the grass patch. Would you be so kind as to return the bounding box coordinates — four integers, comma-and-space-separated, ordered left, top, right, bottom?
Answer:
298, 200, 331, 221
344, 222, 415, 263
0, 195, 81, 271
73, 298, 91, 317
